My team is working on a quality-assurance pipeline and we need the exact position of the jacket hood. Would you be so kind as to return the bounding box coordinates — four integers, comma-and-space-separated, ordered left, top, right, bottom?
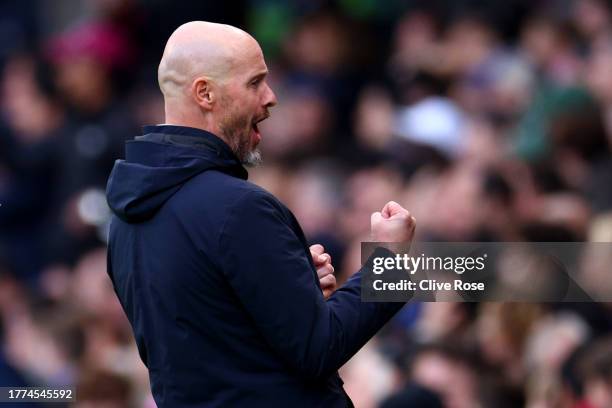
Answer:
106, 125, 247, 223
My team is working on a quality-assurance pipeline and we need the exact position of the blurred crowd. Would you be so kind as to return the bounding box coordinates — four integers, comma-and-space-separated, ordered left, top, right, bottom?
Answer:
1, 0, 612, 406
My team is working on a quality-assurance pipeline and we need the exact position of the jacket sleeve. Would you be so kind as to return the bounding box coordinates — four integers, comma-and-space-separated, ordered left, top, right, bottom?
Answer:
218, 189, 405, 380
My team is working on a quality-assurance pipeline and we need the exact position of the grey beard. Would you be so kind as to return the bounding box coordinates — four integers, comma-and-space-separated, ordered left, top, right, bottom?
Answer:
241, 148, 262, 167
219, 126, 262, 167
218, 116, 262, 167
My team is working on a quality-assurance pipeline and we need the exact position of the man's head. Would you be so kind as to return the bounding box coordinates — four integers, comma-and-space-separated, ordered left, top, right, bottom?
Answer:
158, 21, 277, 166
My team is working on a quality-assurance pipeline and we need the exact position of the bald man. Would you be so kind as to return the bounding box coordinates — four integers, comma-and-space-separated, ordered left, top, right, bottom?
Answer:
106, 21, 414, 407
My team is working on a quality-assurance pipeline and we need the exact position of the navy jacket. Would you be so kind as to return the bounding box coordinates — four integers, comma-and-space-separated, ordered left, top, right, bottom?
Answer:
106, 125, 405, 407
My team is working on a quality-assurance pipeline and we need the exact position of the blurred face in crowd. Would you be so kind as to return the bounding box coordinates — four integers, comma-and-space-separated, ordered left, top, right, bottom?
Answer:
411, 350, 478, 408
158, 21, 277, 166
586, 45, 612, 103
51, 54, 113, 115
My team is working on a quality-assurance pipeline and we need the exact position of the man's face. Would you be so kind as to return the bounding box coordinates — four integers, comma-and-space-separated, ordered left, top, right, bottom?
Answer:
217, 45, 277, 166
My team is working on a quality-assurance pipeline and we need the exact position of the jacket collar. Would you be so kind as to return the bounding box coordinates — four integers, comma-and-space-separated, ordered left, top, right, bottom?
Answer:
139, 124, 248, 180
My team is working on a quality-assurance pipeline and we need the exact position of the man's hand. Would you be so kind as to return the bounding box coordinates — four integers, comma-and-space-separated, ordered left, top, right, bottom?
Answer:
310, 244, 336, 299
371, 201, 416, 242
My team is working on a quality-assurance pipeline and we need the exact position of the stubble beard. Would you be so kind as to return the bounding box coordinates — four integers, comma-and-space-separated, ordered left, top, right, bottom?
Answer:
219, 102, 263, 168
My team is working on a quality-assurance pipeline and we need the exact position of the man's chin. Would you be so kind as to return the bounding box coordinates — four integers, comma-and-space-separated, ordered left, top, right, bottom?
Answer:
242, 149, 262, 168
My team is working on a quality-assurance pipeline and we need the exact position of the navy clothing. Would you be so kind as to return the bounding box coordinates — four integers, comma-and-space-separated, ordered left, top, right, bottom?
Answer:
106, 125, 405, 407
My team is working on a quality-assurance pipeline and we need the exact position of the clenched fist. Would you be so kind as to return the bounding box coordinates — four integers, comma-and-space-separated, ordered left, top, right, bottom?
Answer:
371, 201, 416, 242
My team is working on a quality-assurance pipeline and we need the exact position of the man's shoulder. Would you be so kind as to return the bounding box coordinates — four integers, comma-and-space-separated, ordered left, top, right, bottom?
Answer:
179, 169, 282, 211
164, 170, 288, 243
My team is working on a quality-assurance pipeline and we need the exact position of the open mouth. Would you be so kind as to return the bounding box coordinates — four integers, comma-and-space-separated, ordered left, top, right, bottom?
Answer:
251, 122, 261, 143
251, 114, 269, 143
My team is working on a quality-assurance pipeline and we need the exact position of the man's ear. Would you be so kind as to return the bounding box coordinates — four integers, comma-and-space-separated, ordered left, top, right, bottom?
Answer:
193, 77, 214, 110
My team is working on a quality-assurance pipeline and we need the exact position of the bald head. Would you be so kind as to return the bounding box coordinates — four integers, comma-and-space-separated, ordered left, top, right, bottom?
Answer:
158, 21, 257, 98
156, 21, 277, 165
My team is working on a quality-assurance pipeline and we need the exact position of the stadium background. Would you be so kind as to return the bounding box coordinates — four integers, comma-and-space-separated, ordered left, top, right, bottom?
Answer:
1, 0, 612, 406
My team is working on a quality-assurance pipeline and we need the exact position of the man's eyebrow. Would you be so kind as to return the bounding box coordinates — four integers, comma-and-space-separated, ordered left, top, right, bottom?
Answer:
248, 71, 268, 83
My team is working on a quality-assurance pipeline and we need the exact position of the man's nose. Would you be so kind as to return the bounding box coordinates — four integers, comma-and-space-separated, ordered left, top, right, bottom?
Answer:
264, 83, 278, 108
